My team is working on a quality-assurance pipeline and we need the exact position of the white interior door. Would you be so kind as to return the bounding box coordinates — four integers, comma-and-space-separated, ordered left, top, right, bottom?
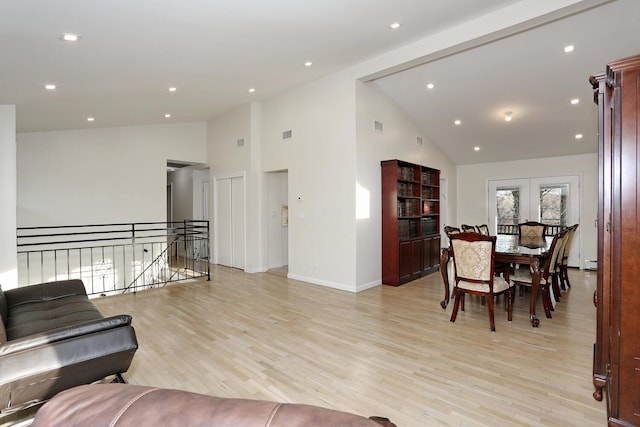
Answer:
216, 178, 232, 267
214, 175, 245, 270
489, 175, 581, 267
231, 177, 245, 269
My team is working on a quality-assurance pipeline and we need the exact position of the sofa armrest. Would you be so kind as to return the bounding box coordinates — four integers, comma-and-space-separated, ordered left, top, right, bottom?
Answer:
4, 279, 88, 308
0, 314, 131, 357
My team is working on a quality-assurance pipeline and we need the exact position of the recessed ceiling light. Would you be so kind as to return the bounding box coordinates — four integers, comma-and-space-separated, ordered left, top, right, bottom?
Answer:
87, 117, 95, 122
426, 83, 435, 90
61, 33, 81, 42
390, 22, 401, 29
575, 134, 583, 139
304, 61, 313, 67
248, 88, 256, 93
168, 87, 177, 92
564, 44, 575, 53
454, 120, 461, 126
44, 84, 56, 90
474, 146, 480, 151
504, 111, 513, 122
164, 114, 171, 118
570, 98, 580, 105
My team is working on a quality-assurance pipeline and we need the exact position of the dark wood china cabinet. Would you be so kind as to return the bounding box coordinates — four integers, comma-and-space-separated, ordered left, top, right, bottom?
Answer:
590, 54, 640, 426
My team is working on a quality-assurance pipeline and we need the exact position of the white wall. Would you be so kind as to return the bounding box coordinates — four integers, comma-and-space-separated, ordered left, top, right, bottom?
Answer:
206, 104, 256, 270
17, 122, 206, 226
0, 106, 18, 289
457, 153, 598, 266
355, 82, 457, 290
261, 72, 358, 291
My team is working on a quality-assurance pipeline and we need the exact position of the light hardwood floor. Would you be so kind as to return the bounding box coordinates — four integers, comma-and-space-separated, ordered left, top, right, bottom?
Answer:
90, 265, 605, 427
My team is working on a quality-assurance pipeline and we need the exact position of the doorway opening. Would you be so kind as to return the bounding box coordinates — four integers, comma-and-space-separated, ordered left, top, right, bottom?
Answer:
266, 170, 288, 276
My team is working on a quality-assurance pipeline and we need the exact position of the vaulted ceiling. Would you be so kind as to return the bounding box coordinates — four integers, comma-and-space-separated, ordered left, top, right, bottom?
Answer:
1, 0, 638, 164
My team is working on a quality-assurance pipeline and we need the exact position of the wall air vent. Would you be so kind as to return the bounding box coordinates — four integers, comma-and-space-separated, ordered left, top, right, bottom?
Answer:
283, 130, 293, 140
417, 136, 423, 146
237, 138, 245, 148
374, 120, 383, 133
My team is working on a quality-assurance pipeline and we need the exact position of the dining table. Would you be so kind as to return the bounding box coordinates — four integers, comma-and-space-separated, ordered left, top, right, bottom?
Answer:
439, 234, 553, 327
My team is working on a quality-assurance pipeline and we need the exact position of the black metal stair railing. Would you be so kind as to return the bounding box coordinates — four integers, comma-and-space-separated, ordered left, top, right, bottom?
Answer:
16, 220, 209, 297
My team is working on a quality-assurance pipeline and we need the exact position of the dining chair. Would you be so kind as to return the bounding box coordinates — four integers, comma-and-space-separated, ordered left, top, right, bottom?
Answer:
557, 224, 579, 290
461, 224, 476, 232
518, 221, 548, 238
444, 225, 461, 236
449, 232, 513, 332
509, 229, 568, 319
476, 224, 490, 235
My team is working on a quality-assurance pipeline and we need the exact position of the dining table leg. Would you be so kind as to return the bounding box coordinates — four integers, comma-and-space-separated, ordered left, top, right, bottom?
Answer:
440, 248, 450, 309
529, 258, 541, 327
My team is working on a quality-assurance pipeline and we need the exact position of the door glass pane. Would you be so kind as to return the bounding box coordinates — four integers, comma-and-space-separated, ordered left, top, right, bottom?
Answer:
539, 184, 568, 232
496, 187, 520, 234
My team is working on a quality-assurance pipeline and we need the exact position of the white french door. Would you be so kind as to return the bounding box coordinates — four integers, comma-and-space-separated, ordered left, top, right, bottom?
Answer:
488, 175, 581, 267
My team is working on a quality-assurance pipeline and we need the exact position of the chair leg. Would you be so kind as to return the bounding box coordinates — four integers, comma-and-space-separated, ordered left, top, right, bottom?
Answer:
507, 289, 513, 321
542, 285, 553, 318
563, 265, 572, 288
559, 266, 567, 291
551, 273, 561, 302
461, 293, 466, 311
488, 293, 496, 332
450, 291, 462, 323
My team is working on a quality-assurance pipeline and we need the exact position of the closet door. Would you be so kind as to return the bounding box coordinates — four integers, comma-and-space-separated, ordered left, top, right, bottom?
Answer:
215, 176, 245, 270
231, 176, 245, 269
216, 178, 233, 267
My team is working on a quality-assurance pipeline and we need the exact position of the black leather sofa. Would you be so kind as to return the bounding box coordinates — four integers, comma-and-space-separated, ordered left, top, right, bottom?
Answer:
0, 279, 138, 414
33, 384, 398, 427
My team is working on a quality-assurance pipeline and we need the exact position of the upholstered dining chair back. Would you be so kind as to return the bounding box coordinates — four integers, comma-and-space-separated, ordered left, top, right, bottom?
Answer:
557, 224, 579, 289
545, 229, 569, 281
451, 236, 494, 286
509, 229, 567, 319
444, 226, 461, 236
449, 232, 513, 331
518, 221, 548, 238
476, 224, 490, 235
460, 224, 476, 232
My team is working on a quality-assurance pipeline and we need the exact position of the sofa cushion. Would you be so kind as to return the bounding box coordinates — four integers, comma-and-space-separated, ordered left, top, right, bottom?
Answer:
5, 294, 103, 341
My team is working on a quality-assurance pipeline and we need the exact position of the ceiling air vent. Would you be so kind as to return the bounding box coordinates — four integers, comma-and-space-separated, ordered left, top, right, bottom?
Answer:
374, 120, 383, 133
417, 136, 423, 146
237, 138, 245, 148
283, 129, 293, 140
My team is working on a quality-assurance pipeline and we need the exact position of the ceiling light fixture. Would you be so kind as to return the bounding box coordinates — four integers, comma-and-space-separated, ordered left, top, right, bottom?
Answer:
571, 98, 580, 105
87, 117, 95, 122
426, 83, 435, 90
474, 146, 480, 151
61, 33, 81, 42
575, 133, 583, 139
304, 61, 313, 67
504, 111, 513, 122
248, 88, 256, 93
390, 22, 401, 29
564, 44, 575, 53
164, 114, 171, 118
454, 119, 461, 126
168, 87, 177, 92
44, 84, 56, 90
